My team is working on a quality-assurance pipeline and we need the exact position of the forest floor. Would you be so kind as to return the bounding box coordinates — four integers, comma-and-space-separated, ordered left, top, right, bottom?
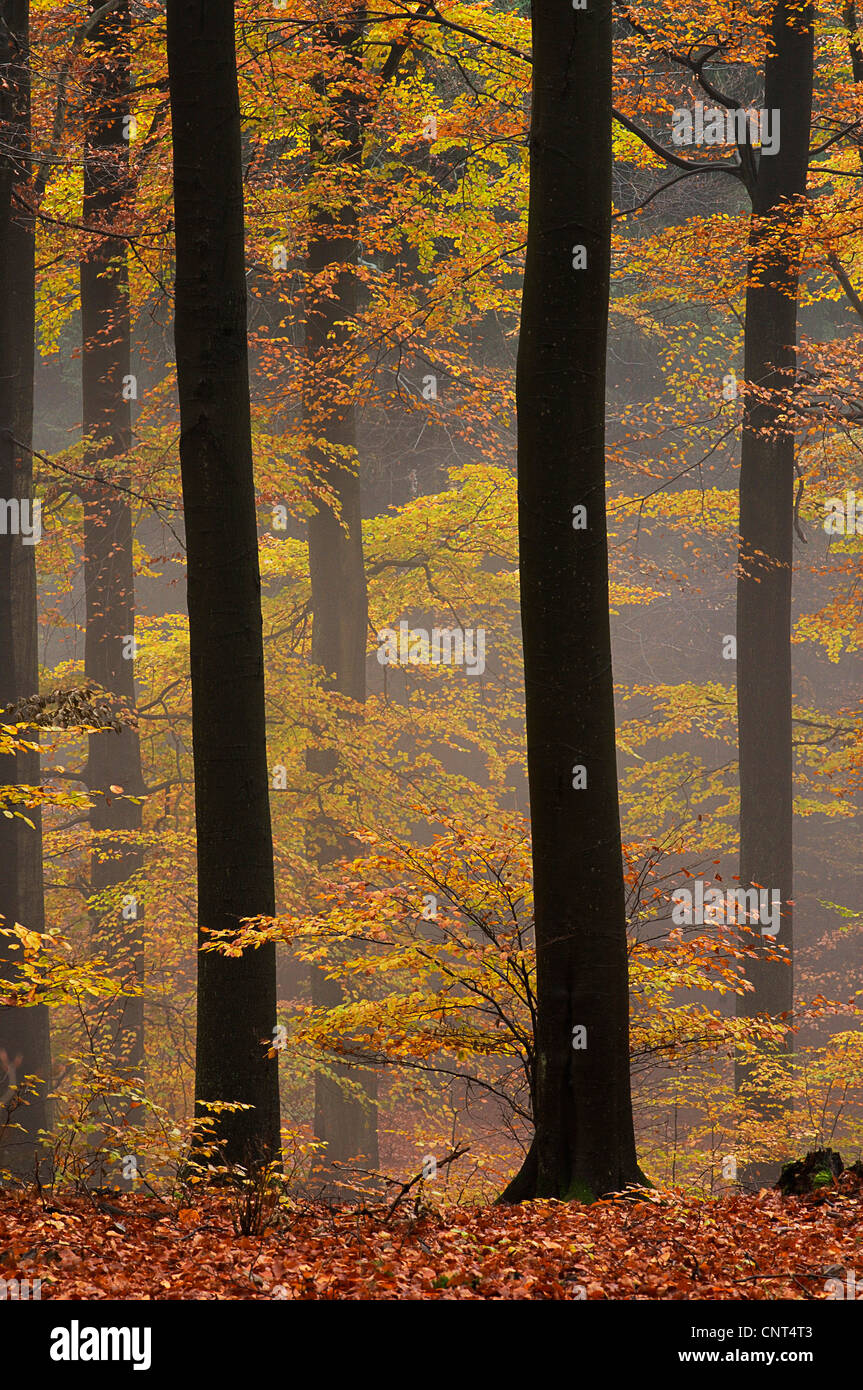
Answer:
2, 1176, 863, 1299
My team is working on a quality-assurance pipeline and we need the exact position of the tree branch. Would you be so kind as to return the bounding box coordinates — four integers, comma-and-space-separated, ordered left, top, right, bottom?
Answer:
33, 0, 126, 205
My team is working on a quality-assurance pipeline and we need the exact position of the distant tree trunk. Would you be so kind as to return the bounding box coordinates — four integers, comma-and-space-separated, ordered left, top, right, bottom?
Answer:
500, 0, 642, 1201
304, 12, 377, 1188
166, 0, 280, 1167
0, 0, 51, 1180
80, 0, 145, 1092
735, 1, 813, 1101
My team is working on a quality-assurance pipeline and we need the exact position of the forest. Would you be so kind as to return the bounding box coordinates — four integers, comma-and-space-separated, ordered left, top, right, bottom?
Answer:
1, 0, 863, 1339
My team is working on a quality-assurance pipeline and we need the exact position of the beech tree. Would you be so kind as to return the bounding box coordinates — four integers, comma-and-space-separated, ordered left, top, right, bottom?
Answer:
0, 0, 51, 1178
734, 0, 814, 1079
303, 13, 377, 1182
501, 0, 643, 1201
300, 5, 460, 1186
4, 0, 857, 1218
611, 0, 814, 1119
166, 0, 279, 1165
80, 0, 146, 1081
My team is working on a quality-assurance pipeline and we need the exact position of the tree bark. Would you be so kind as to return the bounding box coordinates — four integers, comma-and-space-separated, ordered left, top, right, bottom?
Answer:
80, 0, 145, 1089
735, 1, 814, 1101
0, 0, 51, 1180
166, 0, 280, 1167
304, 11, 378, 1189
500, 0, 642, 1201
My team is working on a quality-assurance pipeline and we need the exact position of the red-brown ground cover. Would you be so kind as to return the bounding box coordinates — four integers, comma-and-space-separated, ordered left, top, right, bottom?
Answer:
2, 1177, 863, 1300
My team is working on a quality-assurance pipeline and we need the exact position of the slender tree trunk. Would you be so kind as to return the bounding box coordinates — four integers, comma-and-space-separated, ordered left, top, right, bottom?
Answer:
166, 0, 280, 1167
299, 15, 423, 1188
80, 0, 145, 1090
304, 13, 377, 1188
500, 0, 642, 1201
735, 2, 813, 1108
0, 0, 51, 1180
304, 19, 368, 719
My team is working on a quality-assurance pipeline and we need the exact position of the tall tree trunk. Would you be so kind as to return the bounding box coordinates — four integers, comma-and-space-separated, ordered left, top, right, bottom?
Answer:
0, 0, 51, 1180
166, 0, 280, 1167
735, 1, 814, 1113
80, 0, 145, 1092
500, 0, 642, 1201
304, 12, 377, 1189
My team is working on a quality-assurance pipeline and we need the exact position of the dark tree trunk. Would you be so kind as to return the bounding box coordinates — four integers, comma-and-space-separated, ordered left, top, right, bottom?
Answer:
735, 2, 813, 1101
0, 0, 51, 1180
500, 0, 642, 1201
304, 13, 377, 1188
166, 0, 280, 1167
80, 0, 145, 1088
